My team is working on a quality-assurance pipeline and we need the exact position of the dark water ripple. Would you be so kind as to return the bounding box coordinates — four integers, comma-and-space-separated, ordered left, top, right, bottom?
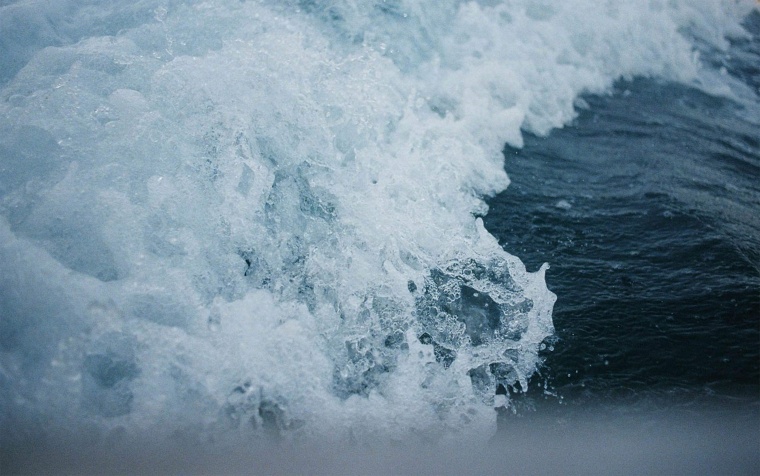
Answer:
485, 19, 760, 417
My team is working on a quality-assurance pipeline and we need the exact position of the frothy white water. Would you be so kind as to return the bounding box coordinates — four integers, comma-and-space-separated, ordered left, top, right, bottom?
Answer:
0, 0, 754, 444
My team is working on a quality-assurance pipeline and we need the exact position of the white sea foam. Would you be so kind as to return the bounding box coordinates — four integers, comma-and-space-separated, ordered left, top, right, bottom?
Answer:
0, 0, 755, 444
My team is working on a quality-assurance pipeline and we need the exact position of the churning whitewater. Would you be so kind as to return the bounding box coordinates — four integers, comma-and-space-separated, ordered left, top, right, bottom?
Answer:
0, 0, 755, 445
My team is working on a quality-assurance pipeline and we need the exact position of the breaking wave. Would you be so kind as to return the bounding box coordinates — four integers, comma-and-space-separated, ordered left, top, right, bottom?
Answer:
0, 0, 755, 444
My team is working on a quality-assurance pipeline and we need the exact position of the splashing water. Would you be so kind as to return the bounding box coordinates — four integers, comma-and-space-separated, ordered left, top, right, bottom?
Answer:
0, 0, 755, 445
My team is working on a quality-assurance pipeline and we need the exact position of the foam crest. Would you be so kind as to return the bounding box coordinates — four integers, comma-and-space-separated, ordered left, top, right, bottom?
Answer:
0, 0, 755, 444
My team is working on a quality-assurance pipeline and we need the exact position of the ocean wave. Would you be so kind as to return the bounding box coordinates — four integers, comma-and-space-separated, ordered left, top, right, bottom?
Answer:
0, 0, 754, 444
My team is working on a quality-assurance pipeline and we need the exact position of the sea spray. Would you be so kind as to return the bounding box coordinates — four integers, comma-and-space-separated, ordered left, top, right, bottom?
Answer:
0, 0, 755, 445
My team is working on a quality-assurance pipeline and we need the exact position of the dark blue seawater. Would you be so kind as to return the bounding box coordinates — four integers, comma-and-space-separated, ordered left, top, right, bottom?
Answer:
486, 12, 760, 421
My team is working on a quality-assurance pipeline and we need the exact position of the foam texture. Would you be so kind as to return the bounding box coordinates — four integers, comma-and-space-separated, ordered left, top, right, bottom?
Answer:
1, 0, 755, 445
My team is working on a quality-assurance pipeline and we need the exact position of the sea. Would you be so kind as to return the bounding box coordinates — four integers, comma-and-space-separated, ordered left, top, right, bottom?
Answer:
1, 1, 758, 473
